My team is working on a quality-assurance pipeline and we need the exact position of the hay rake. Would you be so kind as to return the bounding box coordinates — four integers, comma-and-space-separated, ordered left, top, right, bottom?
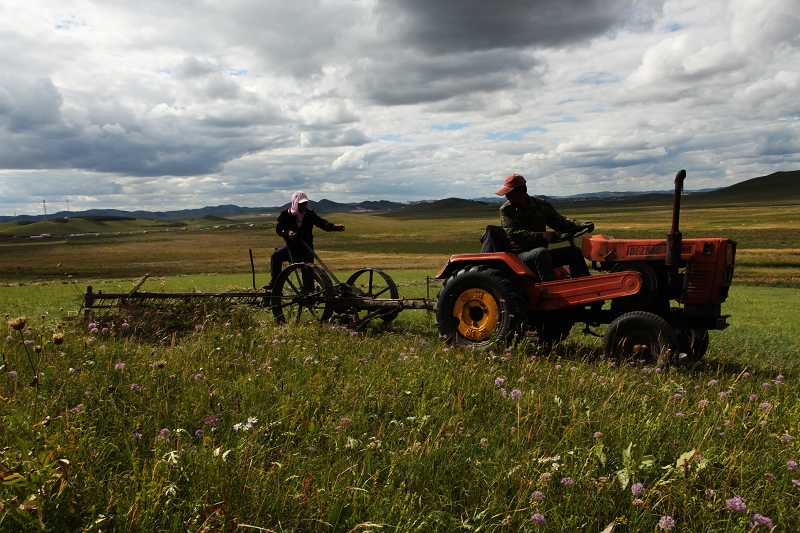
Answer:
83, 245, 435, 329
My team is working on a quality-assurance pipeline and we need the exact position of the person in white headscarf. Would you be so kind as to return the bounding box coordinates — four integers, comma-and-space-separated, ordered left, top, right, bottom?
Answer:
269, 191, 344, 287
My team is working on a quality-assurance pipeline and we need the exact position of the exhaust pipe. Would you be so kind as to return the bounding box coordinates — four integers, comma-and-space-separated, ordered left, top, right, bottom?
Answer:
665, 169, 686, 268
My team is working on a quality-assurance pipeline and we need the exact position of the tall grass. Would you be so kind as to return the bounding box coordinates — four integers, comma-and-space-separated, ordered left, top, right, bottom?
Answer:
2, 306, 798, 531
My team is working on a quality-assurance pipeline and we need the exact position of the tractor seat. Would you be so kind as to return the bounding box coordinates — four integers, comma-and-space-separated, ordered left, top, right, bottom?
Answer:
480, 225, 512, 253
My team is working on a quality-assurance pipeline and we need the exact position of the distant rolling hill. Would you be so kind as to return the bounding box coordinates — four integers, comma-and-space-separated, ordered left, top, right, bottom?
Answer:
383, 198, 497, 218
691, 170, 800, 204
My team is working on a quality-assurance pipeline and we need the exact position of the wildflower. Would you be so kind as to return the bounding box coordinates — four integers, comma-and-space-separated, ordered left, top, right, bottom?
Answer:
788, 459, 798, 471
350, 330, 358, 337
698, 399, 709, 408
70, 403, 84, 414
7, 370, 17, 380
792, 479, 800, 488
8, 317, 26, 331
657, 515, 676, 531
132, 430, 142, 440
52, 332, 64, 345
494, 377, 506, 388
336, 416, 352, 430
672, 393, 683, 401
479, 438, 488, 449
704, 488, 717, 499
725, 495, 747, 513
750, 514, 774, 529
121, 321, 130, 330
194, 429, 204, 439
530, 490, 545, 501
632, 498, 644, 507
742, 371, 751, 378
674, 411, 685, 418
157, 428, 171, 440
202, 415, 219, 426
718, 391, 728, 399
24, 340, 34, 347
538, 472, 552, 483
707, 379, 719, 387
130, 383, 142, 392
593, 431, 604, 439
781, 433, 794, 443
191, 372, 204, 381
749, 393, 758, 401
631, 482, 645, 496
530, 513, 545, 526
774, 374, 784, 384
759, 401, 772, 412
555, 364, 562, 370
114, 360, 126, 371
560, 477, 575, 487
510, 388, 522, 401
761, 382, 770, 390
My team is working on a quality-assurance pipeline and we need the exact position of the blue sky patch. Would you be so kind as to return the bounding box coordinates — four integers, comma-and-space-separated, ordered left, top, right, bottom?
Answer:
432, 122, 470, 131
486, 126, 546, 141
575, 72, 621, 85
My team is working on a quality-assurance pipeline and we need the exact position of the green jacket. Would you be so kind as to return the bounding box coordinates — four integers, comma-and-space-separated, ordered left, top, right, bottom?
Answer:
500, 196, 582, 250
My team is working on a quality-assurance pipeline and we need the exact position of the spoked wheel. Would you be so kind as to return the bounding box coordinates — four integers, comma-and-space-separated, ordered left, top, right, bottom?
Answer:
604, 311, 678, 365
271, 263, 334, 324
344, 268, 400, 327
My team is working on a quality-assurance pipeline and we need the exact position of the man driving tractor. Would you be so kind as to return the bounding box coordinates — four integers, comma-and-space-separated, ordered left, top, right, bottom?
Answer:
496, 173, 594, 281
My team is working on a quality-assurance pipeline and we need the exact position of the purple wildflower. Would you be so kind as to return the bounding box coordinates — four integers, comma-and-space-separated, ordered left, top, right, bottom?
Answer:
194, 429, 204, 439
132, 430, 142, 440
531, 490, 545, 501
494, 377, 506, 388
555, 364, 562, 370
674, 411, 685, 418
781, 433, 794, 443
70, 403, 84, 414
742, 371, 751, 378
130, 383, 142, 391
788, 459, 798, 471
510, 388, 522, 401
631, 482, 645, 496
774, 374, 784, 384
759, 401, 772, 412
114, 360, 126, 371
698, 399, 709, 408
157, 428, 171, 440
593, 431, 604, 439
202, 415, 219, 427
192, 372, 204, 381
749, 393, 758, 401
750, 513, 774, 529
725, 495, 747, 513
762, 382, 771, 390
87, 322, 97, 331
718, 390, 729, 399
560, 477, 575, 487
632, 498, 644, 507
707, 379, 719, 386
530, 513, 545, 526
657, 515, 676, 531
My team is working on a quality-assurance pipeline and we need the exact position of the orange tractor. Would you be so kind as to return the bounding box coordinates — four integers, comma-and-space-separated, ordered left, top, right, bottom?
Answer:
435, 170, 736, 363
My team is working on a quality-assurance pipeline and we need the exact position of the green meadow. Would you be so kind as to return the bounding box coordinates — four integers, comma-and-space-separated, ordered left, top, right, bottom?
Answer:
1, 201, 799, 531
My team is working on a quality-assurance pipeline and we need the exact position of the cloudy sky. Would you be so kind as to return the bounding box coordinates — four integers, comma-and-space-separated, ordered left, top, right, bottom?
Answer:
1, 0, 798, 215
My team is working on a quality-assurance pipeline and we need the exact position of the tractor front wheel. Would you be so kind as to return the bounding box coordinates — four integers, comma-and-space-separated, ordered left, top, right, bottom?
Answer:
604, 311, 678, 364
437, 267, 526, 348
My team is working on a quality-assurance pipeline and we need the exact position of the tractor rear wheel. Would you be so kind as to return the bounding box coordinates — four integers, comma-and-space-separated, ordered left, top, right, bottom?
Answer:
437, 267, 526, 348
604, 311, 678, 364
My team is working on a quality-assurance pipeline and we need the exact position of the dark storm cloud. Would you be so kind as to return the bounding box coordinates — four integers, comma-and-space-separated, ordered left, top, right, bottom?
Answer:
0, 75, 289, 177
376, 0, 662, 54
354, 49, 536, 105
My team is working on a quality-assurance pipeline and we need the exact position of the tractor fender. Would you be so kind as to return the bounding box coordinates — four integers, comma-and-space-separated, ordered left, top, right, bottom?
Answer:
436, 253, 536, 280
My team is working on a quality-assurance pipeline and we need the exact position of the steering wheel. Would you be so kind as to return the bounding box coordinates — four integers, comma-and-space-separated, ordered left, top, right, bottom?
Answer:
554, 224, 594, 247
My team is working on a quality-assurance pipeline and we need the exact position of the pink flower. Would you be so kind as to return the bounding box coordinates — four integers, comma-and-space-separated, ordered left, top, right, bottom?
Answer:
202, 415, 219, 427
698, 399, 709, 408
157, 428, 171, 440
657, 515, 676, 531
593, 431, 604, 439
631, 482, 645, 496
759, 401, 772, 412
788, 459, 798, 471
749, 393, 758, 401
792, 479, 800, 488
725, 495, 747, 513
781, 433, 794, 443
750, 513, 774, 529
707, 379, 719, 387
130, 383, 142, 391
494, 377, 506, 388
632, 498, 644, 507
530, 513, 545, 526
560, 477, 575, 487
114, 360, 126, 371
530, 490, 545, 501
510, 388, 522, 401
70, 403, 84, 414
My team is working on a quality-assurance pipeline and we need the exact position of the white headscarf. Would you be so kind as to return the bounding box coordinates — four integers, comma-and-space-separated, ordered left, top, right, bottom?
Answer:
289, 191, 309, 225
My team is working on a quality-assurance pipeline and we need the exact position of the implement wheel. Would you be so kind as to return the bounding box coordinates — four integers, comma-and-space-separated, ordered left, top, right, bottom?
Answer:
437, 267, 526, 348
604, 311, 678, 364
271, 263, 334, 324
345, 268, 401, 326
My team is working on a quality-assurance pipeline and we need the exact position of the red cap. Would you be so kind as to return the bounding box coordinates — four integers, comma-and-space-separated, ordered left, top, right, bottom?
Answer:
495, 173, 526, 195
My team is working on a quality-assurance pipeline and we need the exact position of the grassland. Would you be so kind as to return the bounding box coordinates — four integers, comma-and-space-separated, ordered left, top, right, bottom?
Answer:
1, 200, 800, 531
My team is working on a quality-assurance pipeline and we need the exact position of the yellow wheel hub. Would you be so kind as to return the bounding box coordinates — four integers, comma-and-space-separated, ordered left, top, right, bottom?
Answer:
453, 288, 500, 342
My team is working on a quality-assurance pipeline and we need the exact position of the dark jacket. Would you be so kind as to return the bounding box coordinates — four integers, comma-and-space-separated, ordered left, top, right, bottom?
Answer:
500, 196, 581, 250
276, 208, 337, 256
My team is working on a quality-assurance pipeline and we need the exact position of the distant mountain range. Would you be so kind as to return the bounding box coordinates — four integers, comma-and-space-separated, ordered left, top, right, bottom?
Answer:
1, 170, 796, 224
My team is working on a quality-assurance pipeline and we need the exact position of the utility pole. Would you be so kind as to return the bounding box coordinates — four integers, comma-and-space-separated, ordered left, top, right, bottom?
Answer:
42, 199, 47, 217
66, 198, 70, 213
